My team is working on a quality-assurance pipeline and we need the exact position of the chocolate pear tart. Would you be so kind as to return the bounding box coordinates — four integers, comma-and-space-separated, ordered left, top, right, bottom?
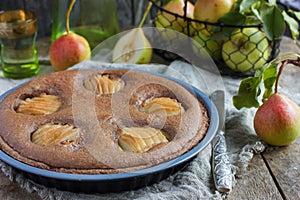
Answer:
0, 69, 209, 174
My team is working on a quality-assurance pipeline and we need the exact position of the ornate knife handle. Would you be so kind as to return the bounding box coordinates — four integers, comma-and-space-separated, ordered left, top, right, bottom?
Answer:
212, 130, 233, 193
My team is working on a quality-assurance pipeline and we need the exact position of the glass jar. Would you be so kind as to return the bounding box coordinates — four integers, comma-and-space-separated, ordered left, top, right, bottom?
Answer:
51, 0, 120, 49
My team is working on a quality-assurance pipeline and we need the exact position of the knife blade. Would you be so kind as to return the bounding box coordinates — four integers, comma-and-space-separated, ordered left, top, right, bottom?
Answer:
210, 90, 233, 193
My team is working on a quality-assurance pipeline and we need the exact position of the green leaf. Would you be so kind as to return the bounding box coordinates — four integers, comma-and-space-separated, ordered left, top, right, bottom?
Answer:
233, 0, 242, 11
233, 77, 261, 109
233, 61, 278, 109
219, 11, 246, 25
217, 11, 246, 37
293, 11, 300, 21
260, 5, 285, 40
239, 0, 259, 12
262, 63, 278, 101
251, 6, 262, 22
282, 11, 299, 41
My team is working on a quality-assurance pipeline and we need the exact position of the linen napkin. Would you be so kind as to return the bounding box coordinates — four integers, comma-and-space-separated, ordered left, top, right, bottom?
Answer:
0, 60, 286, 200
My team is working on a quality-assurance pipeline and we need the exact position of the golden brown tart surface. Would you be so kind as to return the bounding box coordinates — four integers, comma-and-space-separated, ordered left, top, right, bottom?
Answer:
0, 69, 209, 174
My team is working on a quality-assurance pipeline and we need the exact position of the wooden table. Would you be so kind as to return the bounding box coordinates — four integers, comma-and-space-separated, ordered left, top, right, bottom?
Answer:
227, 37, 300, 200
0, 37, 299, 200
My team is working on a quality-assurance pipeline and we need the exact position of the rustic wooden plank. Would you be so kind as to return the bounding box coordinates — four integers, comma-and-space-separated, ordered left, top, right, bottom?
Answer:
227, 155, 283, 200
262, 137, 300, 200
228, 37, 300, 200
269, 36, 300, 199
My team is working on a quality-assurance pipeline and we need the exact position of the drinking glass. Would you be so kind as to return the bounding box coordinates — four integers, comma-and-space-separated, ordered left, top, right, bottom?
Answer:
0, 10, 39, 79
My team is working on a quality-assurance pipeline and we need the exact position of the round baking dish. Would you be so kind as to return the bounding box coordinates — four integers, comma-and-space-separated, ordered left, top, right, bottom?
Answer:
0, 70, 219, 194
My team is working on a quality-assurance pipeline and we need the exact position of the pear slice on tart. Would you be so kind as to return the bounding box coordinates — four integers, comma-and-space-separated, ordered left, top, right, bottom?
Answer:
118, 126, 169, 153
31, 123, 81, 147
83, 74, 125, 95
144, 97, 184, 116
16, 93, 61, 115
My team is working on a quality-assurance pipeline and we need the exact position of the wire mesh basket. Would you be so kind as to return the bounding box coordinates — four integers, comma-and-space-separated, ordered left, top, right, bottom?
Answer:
148, 0, 282, 77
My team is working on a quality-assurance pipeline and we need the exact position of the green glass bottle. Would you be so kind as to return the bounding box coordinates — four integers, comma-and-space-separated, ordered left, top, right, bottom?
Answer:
52, 0, 120, 49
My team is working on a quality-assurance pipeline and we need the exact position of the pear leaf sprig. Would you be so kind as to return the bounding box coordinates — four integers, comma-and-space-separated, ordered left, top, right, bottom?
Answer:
233, 52, 300, 110
218, 0, 299, 41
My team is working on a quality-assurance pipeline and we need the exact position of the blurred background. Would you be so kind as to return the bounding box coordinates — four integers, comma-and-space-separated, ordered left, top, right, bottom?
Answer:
0, 0, 148, 38
0, 0, 299, 39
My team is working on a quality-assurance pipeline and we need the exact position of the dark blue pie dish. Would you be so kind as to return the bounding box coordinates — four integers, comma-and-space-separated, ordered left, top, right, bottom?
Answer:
0, 69, 219, 194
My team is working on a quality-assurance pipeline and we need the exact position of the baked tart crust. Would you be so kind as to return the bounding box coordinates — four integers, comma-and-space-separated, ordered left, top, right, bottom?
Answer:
0, 70, 209, 174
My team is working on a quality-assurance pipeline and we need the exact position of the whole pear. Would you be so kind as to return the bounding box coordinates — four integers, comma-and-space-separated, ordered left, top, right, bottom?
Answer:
254, 93, 300, 146
193, 31, 223, 60
222, 28, 270, 72
49, 0, 91, 71
155, 0, 195, 37
49, 33, 91, 71
194, 0, 235, 34
194, 0, 235, 22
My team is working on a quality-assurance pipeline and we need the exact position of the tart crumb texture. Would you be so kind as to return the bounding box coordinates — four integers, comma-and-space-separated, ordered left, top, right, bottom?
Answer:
144, 97, 184, 116
16, 93, 61, 115
118, 127, 169, 153
84, 74, 124, 95
31, 123, 81, 147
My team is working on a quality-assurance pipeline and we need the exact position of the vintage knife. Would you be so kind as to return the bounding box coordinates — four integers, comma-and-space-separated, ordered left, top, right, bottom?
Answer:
210, 90, 233, 193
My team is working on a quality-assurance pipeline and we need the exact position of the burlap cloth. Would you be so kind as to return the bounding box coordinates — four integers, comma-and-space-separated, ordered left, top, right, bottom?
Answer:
3, 58, 297, 199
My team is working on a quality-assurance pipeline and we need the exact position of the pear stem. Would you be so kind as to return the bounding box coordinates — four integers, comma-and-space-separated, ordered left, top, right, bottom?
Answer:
138, 2, 153, 28
66, 0, 76, 34
275, 60, 287, 94
275, 57, 300, 94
